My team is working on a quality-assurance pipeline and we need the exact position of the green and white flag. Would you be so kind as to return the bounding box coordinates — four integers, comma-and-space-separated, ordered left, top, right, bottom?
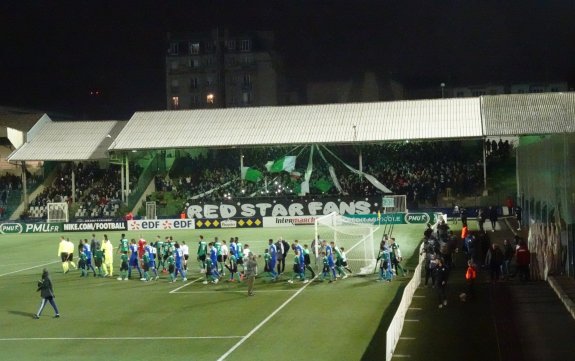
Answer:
241, 167, 262, 182
265, 156, 297, 173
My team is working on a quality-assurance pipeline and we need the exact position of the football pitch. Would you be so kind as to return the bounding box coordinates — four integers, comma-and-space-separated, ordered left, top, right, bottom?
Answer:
0, 225, 423, 361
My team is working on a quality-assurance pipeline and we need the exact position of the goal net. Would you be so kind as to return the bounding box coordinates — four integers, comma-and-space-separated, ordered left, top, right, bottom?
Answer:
146, 201, 157, 220
314, 212, 378, 275
381, 195, 407, 213
47, 202, 69, 223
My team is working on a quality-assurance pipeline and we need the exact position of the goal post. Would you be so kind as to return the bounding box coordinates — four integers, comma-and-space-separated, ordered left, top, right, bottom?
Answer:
381, 195, 407, 214
47, 202, 69, 223
314, 212, 378, 275
146, 201, 157, 220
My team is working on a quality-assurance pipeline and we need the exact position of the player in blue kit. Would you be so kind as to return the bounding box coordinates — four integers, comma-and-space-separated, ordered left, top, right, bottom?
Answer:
128, 239, 143, 280
208, 243, 220, 279
322, 240, 337, 282
172, 243, 187, 282
83, 239, 97, 277
268, 239, 278, 281
145, 243, 159, 280
293, 240, 305, 274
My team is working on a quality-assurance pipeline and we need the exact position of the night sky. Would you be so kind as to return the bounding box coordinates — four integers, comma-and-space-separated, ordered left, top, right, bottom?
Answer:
2, 0, 574, 119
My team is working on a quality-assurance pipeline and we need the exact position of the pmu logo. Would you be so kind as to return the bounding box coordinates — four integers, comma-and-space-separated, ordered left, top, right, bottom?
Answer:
404, 213, 430, 224
0, 223, 23, 234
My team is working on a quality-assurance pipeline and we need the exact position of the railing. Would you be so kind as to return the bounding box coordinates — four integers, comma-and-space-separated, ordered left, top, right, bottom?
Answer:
127, 154, 159, 208
385, 243, 425, 361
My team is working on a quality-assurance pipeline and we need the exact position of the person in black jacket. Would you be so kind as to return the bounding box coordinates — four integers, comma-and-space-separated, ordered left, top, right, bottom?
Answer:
34, 268, 60, 319
434, 259, 449, 308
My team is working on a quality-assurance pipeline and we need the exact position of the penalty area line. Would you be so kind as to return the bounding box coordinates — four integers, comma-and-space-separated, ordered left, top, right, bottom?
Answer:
0, 260, 59, 278
175, 289, 298, 294
216, 277, 316, 361
0, 336, 244, 341
169, 277, 203, 294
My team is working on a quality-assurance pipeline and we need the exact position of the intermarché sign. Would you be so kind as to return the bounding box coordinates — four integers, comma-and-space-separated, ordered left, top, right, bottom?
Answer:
0, 222, 63, 234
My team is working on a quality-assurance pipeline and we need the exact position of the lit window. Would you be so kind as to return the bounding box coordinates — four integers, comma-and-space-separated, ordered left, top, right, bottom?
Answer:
240, 39, 251, 52
206, 93, 215, 104
171, 96, 179, 109
189, 42, 200, 54
226, 40, 236, 50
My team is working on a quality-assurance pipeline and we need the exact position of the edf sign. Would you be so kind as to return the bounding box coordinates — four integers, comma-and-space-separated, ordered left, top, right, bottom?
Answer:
127, 219, 195, 231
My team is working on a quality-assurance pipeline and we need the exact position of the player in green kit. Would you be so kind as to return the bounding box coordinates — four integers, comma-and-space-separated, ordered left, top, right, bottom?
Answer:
78, 249, 88, 277
225, 253, 240, 282
93, 246, 104, 277
214, 237, 224, 275
288, 249, 307, 283
142, 251, 151, 281
303, 244, 316, 279
154, 236, 166, 272
197, 235, 207, 273
334, 244, 348, 279
117, 234, 129, 255
117, 253, 129, 281
319, 251, 334, 282
235, 238, 244, 272
167, 253, 176, 282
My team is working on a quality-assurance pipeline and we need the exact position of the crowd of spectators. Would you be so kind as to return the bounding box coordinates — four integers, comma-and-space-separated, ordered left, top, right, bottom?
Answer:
150, 141, 485, 207
485, 138, 513, 160
24, 162, 142, 219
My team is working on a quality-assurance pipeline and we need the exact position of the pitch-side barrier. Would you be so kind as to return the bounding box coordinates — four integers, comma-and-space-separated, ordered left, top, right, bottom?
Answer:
385, 243, 425, 361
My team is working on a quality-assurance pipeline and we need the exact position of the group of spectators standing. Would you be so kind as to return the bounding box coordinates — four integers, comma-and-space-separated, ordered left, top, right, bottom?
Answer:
152, 141, 484, 208
24, 162, 143, 219
420, 219, 457, 308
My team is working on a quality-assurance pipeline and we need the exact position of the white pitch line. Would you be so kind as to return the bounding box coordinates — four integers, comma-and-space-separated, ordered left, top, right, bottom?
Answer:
0, 336, 243, 341
392, 354, 411, 358
216, 278, 315, 361
175, 289, 298, 294
0, 260, 59, 278
169, 277, 203, 294
399, 337, 416, 340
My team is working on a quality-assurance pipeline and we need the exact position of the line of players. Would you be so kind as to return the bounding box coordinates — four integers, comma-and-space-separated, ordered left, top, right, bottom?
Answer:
376, 236, 408, 282
58, 233, 357, 284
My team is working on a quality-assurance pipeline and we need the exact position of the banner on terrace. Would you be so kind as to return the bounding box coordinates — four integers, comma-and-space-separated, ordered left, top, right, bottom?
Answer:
186, 196, 381, 219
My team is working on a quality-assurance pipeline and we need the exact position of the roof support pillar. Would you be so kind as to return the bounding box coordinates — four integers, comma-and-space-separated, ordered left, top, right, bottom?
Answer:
120, 154, 125, 203
21, 161, 28, 206
71, 163, 76, 204
125, 154, 130, 207
483, 138, 488, 195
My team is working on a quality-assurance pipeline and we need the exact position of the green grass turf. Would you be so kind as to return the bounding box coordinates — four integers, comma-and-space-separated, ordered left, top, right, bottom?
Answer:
0, 225, 424, 361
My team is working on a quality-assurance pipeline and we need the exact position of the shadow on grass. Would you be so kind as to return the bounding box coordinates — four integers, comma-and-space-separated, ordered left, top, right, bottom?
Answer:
360, 283, 405, 361
9, 310, 36, 318
361, 240, 423, 360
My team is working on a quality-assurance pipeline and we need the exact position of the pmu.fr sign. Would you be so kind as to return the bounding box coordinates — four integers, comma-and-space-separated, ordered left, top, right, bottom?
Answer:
404, 213, 431, 224
127, 219, 195, 231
